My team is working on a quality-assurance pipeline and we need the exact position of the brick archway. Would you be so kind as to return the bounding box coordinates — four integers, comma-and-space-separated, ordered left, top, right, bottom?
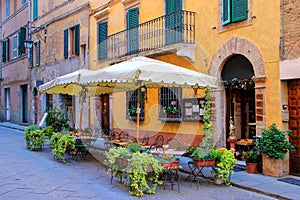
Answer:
209, 35, 266, 147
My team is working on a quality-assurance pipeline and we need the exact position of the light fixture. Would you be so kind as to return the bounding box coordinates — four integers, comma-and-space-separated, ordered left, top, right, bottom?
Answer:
24, 38, 34, 49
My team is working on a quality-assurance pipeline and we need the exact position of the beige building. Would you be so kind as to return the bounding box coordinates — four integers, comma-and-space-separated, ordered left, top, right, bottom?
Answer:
1, 0, 30, 124
30, 0, 90, 127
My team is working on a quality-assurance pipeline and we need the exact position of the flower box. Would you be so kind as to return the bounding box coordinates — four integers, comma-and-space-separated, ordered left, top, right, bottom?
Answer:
193, 159, 216, 167
162, 160, 179, 169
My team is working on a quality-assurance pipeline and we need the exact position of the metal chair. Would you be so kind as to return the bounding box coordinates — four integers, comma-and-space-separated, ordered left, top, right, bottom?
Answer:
150, 134, 164, 149
141, 134, 150, 145
166, 137, 180, 149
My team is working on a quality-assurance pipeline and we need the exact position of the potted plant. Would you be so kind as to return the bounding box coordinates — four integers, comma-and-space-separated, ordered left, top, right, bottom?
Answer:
50, 132, 75, 163
24, 125, 45, 151
105, 146, 163, 197
43, 125, 55, 139
210, 148, 237, 185
243, 149, 259, 174
257, 123, 295, 177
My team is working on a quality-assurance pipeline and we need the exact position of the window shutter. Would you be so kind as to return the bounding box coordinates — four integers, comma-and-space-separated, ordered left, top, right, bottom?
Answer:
174, 0, 182, 12
6, 38, 9, 62
232, 0, 247, 22
36, 40, 40, 66
2, 40, 7, 63
98, 22, 108, 60
127, 8, 139, 29
18, 27, 26, 55
74, 24, 80, 55
64, 29, 68, 58
222, 0, 231, 25
33, 0, 38, 20
29, 48, 33, 67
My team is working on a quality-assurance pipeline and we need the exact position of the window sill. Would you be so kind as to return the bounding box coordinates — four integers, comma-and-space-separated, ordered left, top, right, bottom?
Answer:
126, 115, 145, 121
158, 116, 182, 122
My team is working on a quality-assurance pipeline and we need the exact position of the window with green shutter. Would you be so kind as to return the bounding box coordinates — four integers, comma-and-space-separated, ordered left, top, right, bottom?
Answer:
98, 22, 108, 60
2, 38, 9, 62
165, 0, 183, 45
33, 0, 38, 21
64, 29, 68, 58
222, 0, 247, 25
74, 24, 80, 55
18, 27, 26, 55
34, 40, 40, 66
126, 7, 139, 54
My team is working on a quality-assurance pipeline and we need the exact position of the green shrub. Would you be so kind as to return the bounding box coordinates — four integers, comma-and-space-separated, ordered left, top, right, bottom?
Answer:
257, 123, 295, 160
43, 125, 55, 139
50, 133, 75, 163
24, 126, 45, 151
46, 107, 70, 132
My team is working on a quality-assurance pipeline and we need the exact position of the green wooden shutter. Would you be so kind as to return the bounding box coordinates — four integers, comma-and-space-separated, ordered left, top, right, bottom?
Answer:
127, 8, 139, 54
18, 27, 26, 55
36, 40, 40, 66
98, 22, 108, 60
5, 38, 9, 62
2, 40, 7, 63
222, 0, 231, 25
165, 0, 182, 44
33, 0, 38, 20
75, 24, 80, 55
232, 0, 247, 22
64, 29, 68, 58
29, 48, 33, 67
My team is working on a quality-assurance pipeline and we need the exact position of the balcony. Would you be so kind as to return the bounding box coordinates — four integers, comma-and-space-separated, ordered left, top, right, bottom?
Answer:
107, 10, 196, 63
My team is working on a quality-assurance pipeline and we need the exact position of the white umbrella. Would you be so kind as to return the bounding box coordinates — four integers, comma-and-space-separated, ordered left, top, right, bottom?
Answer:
39, 69, 95, 131
81, 56, 218, 140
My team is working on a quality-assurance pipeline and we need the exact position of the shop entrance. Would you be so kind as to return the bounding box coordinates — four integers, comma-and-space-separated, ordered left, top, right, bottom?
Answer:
221, 54, 256, 149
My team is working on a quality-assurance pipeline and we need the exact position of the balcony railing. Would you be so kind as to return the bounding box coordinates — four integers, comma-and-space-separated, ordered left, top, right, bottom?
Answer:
107, 10, 196, 60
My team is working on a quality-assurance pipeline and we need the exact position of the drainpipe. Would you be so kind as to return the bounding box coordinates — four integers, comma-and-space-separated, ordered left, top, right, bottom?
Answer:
280, 0, 285, 60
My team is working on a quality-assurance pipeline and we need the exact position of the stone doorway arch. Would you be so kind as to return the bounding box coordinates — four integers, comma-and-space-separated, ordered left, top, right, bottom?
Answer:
209, 35, 266, 147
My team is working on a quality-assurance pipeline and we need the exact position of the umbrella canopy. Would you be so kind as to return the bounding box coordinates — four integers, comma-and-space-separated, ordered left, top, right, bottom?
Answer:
39, 69, 94, 96
82, 56, 217, 95
80, 56, 218, 140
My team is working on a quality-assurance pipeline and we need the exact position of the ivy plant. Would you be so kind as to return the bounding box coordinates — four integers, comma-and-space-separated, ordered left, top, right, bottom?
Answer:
50, 132, 75, 163
24, 125, 45, 151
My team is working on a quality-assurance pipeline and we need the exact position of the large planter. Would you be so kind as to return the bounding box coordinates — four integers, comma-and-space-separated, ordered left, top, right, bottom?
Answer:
194, 159, 216, 167
262, 153, 283, 177
162, 160, 179, 169
246, 162, 257, 174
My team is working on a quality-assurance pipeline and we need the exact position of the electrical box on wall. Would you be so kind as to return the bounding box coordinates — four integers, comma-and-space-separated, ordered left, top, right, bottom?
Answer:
282, 110, 289, 122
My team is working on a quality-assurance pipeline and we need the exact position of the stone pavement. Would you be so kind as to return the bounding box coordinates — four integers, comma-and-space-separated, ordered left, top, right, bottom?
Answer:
1, 122, 300, 199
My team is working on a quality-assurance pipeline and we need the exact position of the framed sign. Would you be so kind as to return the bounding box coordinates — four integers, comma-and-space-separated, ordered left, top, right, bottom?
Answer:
182, 98, 205, 122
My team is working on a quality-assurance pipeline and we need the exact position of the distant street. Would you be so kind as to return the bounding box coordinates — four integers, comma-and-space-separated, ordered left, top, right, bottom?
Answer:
0, 126, 276, 200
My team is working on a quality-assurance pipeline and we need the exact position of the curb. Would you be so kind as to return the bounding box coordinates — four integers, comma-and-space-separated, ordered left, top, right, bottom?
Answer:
0, 124, 26, 132
231, 182, 291, 200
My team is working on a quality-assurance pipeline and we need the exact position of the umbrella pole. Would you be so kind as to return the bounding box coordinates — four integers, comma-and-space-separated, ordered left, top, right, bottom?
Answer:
136, 102, 140, 142
79, 89, 85, 134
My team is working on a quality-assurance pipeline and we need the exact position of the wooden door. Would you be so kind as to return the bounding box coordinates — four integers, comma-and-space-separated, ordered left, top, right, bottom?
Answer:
288, 80, 300, 175
101, 94, 110, 135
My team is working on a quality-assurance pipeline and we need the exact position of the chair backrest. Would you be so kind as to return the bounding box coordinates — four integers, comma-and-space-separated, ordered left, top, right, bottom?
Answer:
119, 131, 129, 139
109, 131, 120, 140
150, 134, 164, 149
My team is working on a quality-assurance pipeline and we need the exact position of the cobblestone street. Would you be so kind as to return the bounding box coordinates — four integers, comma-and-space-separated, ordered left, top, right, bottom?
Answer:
0, 127, 276, 200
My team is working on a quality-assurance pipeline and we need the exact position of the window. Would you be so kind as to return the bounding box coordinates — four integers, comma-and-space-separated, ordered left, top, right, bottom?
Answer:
13, 35, 18, 59
98, 21, 108, 60
64, 24, 80, 58
159, 87, 182, 121
165, 0, 183, 45
126, 90, 145, 121
126, 7, 139, 54
222, 0, 248, 25
6, 0, 10, 18
2, 38, 9, 62
18, 27, 26, 55
33, 0, 38, 20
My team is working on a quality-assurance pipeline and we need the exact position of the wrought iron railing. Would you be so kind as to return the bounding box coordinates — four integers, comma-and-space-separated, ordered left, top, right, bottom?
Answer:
107, 10, 196, 60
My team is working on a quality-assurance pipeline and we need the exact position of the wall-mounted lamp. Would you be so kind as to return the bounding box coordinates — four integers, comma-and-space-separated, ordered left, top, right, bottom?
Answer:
282, 104, 288, 110
24, 1, 47, 52
252, 15, 256, 19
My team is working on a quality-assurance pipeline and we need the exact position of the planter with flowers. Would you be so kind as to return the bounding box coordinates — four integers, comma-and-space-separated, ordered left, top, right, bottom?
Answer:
243, 149, 259, 174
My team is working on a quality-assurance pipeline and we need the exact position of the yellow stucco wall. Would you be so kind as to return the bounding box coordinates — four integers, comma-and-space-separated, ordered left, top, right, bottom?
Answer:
89, 0, 282, 135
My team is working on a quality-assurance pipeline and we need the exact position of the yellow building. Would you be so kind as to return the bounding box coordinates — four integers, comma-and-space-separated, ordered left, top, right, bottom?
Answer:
89, 0, 281, 149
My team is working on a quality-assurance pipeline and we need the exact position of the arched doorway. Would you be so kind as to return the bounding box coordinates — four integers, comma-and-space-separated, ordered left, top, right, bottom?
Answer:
221, 54, 256, 148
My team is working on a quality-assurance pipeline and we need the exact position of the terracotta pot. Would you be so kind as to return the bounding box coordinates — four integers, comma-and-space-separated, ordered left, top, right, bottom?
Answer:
193, 159, 216, 167
116, 157, 129, 167
163, 160, 179, 168
262, 153, 283, 177
246, 162, 257, 174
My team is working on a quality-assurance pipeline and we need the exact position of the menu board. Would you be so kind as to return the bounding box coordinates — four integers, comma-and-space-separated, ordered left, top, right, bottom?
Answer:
182, 98, 205, 121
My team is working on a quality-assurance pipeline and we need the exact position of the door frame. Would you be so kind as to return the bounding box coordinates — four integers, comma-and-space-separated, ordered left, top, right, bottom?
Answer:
4, 87, 11, 121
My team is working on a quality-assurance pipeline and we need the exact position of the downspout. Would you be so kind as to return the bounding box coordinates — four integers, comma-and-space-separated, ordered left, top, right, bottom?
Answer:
280, 0, 285, 60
